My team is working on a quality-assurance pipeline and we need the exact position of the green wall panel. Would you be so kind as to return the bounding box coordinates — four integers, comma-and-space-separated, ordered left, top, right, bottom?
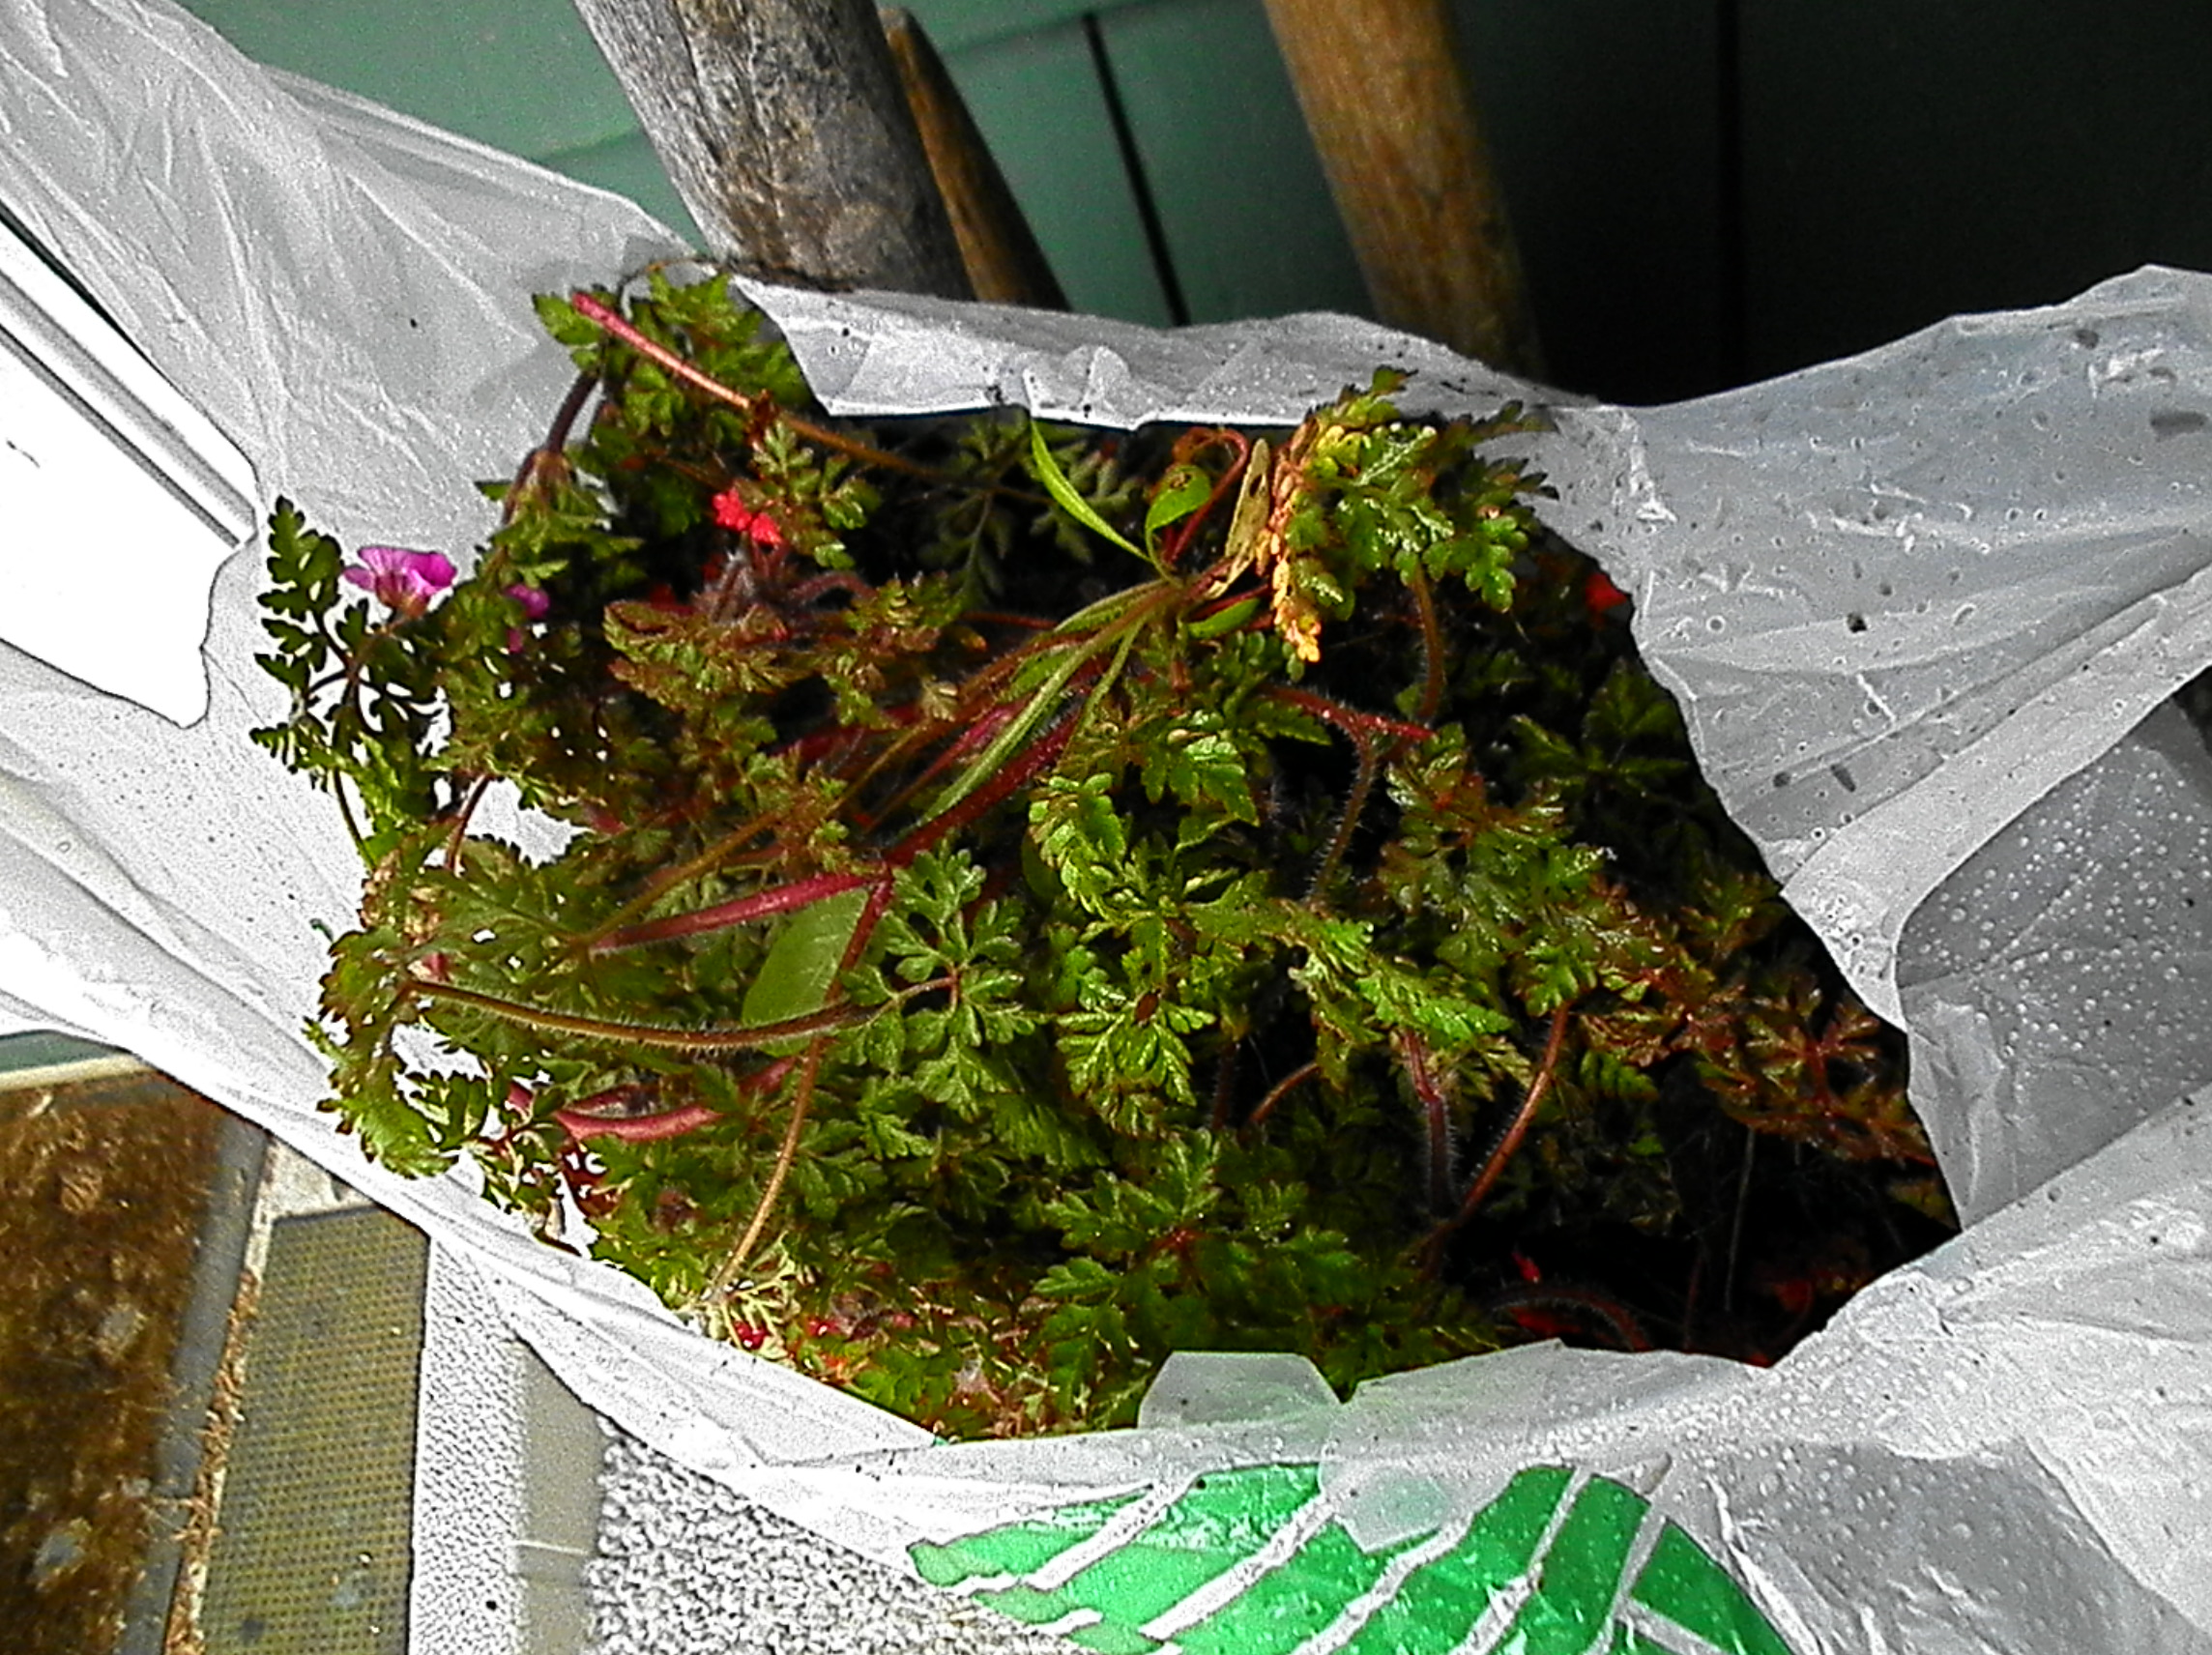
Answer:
905, 0, 1143, 55
1097, 0, 1368, 328
169, 0, 698, 239
938, 16, 1176, 326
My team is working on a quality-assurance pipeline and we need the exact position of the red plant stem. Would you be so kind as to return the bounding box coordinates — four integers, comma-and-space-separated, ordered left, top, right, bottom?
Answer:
1456, 1004, 1572, 1221
850, 701, 1017, 832
1307, 730, 1381, 899
891, 693, 1080, 866
567, 291, 934, 479
568, 807, 789, 954
1187, 582, 1266, 630
1486, 1283, 1652, 1352
591, 695, 1072, 957
784, 569, 872, 606
1407, 567, 1445, 725
591, 869, 875, 955
1245, 1060, 1321, 1131
1158, 429, 1251, 568
556, 1100, 722, 1144
501, 368, 599, 524
1398, 1030, 1455, 1215
1265, 685, 1434, 748
838, 877, 896, 977
783, 706, 904, 768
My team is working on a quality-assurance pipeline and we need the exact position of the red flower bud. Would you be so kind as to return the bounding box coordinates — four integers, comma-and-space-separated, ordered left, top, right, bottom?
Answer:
1584, 566, 1631, 622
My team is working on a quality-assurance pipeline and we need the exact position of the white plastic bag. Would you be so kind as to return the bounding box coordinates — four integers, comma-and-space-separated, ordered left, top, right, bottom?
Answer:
5, 2, 2212, 1646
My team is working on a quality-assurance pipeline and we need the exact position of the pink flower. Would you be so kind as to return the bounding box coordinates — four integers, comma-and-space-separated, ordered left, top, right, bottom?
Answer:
343, 545, 455, 618
505, 583, 551, 653
710, 487, 785, 549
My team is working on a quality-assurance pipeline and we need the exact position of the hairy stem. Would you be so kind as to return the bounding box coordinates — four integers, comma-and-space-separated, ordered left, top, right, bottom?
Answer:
1398, 1030, 1456, 1216
1245, 1060, 1321, 1132
568, 804, 797, 955
1420, 1003, 1573, 1267
556, 1099, 722, 1144
711, 1037, 828, 1293
1408, 566, 1445, 725
1264, 685, 1433, 748
1458, 1003, 1572, 1218
443, 773, 492, 875
1307, 733, 1380, 899
501, 368, 598, 524
1484, 1282, 1652, 1352
590, 869, 877, 955
408, 974, 883, 1052
568, 292, 936, 479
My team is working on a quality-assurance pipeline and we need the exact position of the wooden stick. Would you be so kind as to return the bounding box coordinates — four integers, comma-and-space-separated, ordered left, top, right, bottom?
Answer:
881, 9, 1067, 308
572, 0, 972, 297
1260, 0, 1543, 374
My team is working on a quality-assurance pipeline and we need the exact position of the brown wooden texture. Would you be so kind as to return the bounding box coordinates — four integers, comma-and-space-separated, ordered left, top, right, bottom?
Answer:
882, 8, 1067, 309
571, 0, 972, 297
1261, 0, 1542, 373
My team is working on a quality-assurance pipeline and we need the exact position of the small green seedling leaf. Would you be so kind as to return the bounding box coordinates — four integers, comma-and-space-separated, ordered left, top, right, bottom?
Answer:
1030, 421, 1144, 560
1144, 462, 1213, 561
741, 885, 872, 1042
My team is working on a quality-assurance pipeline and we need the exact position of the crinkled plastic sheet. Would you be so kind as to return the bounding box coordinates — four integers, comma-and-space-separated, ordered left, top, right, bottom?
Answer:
6, 1, 2212, 1647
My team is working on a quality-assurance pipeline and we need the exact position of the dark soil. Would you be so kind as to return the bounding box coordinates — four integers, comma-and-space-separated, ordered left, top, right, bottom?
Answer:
0, 1075, 222, 1655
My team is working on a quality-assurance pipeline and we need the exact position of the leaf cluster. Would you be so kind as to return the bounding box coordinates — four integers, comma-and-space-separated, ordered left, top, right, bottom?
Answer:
253, 272, 1951, 1434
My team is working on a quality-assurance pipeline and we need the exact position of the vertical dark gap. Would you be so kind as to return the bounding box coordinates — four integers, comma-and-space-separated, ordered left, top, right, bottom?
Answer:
1712, 0, 1749, 386
1713, 0, 1750, 387
1082, 12, 1191, 327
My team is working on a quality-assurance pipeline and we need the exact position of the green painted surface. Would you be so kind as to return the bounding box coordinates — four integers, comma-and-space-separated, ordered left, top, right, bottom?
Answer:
159, 0, 2211, 405
914, 1463, 1797, 1655
0, 1030, 125, 1075
905, 0, 1150, 56
911, 1489, 1144, 1585
1065, 1616, 1161, 1655
1049, 1466, 1324, 1627
928, 17, 1173, 325
1097, 0, 1368, 327
1171, 1515, 1410, 1655
1633, 1522, 1798, 1655
1496, 1476, 1648, 1655
1338, 1466, 1572, 1655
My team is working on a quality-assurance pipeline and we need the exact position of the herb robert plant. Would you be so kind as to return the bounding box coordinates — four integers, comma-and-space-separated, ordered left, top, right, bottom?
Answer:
253, 271, 1948, 1437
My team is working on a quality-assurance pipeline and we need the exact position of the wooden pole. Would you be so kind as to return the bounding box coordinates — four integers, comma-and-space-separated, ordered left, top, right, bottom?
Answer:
1260, 0, 1542, 374
570, 0, 972, 297
880, 9, 1066, 309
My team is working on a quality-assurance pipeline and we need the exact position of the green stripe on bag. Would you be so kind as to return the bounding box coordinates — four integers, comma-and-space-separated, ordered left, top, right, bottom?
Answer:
911, 1463, 1795, 1655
